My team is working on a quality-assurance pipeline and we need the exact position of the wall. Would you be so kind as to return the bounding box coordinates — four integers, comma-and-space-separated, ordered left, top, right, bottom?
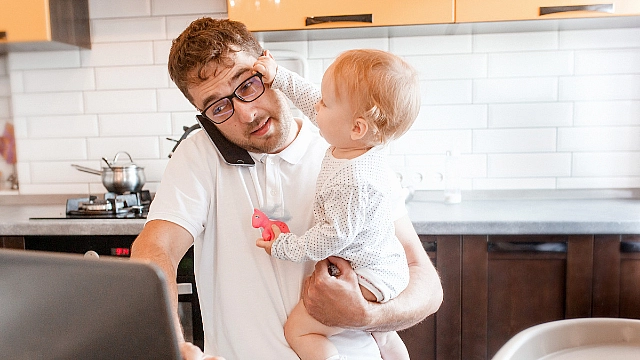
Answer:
0, 54, 14, 190
5, 0, 640, 195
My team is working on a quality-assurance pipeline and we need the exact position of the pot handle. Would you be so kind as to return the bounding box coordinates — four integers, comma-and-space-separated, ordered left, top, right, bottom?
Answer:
71, 164, 102, 176
112, 151, 135, 165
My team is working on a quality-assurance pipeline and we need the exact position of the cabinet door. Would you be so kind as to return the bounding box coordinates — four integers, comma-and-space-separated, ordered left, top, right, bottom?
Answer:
399, 235, 462, 360
456, 0, 640, 23
227, 0, 453, 32
0, 0, 50, 42
461, 235, 593, 359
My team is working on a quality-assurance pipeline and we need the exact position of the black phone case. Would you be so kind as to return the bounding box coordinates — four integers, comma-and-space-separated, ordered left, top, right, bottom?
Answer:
195, 115, 255, 166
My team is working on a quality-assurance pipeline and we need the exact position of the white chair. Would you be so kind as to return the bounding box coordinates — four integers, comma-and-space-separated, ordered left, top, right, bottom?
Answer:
492, 318, 640, 360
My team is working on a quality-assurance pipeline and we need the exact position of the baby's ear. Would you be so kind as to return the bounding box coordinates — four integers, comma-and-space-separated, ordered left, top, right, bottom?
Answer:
351, 117, 369, 140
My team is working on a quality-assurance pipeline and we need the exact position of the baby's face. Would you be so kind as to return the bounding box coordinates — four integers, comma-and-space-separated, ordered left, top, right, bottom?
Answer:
314, 68, 358, 148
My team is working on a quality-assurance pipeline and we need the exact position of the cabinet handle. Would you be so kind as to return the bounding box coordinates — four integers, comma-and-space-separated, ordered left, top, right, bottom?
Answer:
305, 14, 373, 26
488, 241, 567, 253
0, 31, 6, 40
540, 4, 614, 16
620, 241, 640, 253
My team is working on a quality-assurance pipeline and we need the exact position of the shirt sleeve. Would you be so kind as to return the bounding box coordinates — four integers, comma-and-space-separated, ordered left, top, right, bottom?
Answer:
271, 66, 321, 127
270, 183, 367, 262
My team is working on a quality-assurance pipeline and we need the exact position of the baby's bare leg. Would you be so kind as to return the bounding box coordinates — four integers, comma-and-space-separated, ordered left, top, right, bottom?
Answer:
360, 285, 410, 360
285, 299, 344, 360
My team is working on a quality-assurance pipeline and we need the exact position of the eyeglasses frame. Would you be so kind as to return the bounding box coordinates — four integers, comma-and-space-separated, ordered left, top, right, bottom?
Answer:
199, 72, 265, 125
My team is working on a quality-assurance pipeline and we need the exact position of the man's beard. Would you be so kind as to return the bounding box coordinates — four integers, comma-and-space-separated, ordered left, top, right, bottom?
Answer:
234, 91, 294, 154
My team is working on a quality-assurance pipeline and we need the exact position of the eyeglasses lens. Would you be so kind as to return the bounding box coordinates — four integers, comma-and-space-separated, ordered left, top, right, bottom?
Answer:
204, 74, 265, 124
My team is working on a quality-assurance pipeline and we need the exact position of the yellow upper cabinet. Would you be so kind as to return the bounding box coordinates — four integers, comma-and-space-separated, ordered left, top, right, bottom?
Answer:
456, 0, 640, 23
0, 0, 90, 51
227, 0, 454, 32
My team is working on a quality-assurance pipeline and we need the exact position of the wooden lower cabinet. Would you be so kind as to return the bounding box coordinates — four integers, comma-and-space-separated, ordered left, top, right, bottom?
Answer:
0, 236, 25, 249
400, 234, 640, 360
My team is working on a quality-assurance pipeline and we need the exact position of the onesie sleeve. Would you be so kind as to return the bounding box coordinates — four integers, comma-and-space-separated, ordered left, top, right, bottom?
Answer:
271, 66, 321, 127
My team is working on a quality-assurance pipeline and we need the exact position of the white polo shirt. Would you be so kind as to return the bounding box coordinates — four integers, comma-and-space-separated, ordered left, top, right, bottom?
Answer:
147, 118, 393, 359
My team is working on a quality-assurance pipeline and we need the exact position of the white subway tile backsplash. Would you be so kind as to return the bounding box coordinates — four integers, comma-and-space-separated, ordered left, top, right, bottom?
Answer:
153, 40, 173, 65
406, 54, 486, 80
91, 17, 167, 43
8, 51, 81, 71
0, 98, 11, 118
414, 104, 487, 130
559, 127, 640, 152
488, 153, 571, 177
390, 35, 472, 55
80, 42, 155, 67
391, 130, 473, 155
422, 80, 473, 105
31, 161, 101, 183
473, 177, 557, 190
4, 14, 640, 194
98, 113, 172, 136
17, 138, 87, 161
151, 0, 226, 16
13, 92, 84, 116
309, 38, 388, 59
473, 31, 558, 53
488, 102, 573, 128
573, 152, 640, 177
84, 90, 157, 114
558, 176, 640, 189
474, 78, 558, 103
27, 115, 99, 138
559, 28, 640, 50
157, 88, 195, 112
23, 68, 95, 92
488, 51, 574, 77
89, 0, 151, 19
559, 74, 640, 101
95, 65, 169, 90
87, 137, 160, 160
574, 101, 640, 126
575, 49, 640, 75
474, 128, 557, 153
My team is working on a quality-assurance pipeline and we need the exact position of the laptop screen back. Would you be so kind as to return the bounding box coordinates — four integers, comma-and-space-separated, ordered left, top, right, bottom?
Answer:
0, 249, 181, 360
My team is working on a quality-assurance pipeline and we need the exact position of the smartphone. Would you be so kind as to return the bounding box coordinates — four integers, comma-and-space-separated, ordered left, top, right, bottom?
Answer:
195, 115, 255, 166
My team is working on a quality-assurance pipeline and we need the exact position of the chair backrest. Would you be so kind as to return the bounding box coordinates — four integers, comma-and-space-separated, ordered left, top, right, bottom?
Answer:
0, 249, 181, 360
492, 318, 640, 360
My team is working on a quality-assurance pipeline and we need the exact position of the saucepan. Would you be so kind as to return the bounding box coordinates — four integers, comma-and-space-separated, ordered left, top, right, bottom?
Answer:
72, 152, 146, 194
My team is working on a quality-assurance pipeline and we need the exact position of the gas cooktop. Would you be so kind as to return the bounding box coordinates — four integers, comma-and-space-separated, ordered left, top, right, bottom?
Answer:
30, 190, 151, 220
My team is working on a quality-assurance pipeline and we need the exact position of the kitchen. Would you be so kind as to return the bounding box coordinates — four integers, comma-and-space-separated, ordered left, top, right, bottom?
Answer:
1, 0, 640, 359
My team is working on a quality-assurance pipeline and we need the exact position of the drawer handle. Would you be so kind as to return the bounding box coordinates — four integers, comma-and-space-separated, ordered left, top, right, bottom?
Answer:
620, 241, 640, 253
0, 31, 6, 40
305, 14, 373, 26
540, 4, 614, 16
488, 241, 567, 253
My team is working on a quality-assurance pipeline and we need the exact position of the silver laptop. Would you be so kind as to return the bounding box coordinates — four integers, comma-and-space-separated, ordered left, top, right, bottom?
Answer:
0, 249, 181, 360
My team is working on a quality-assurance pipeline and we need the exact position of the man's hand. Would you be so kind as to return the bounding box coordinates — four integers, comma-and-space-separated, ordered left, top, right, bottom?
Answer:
179, 342, 225, 360
301, 256, 373, 329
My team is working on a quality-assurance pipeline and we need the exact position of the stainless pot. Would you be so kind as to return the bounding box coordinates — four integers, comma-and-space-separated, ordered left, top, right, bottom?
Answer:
72, 152, 146, 194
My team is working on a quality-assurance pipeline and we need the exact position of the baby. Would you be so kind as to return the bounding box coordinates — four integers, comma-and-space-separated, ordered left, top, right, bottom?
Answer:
255, 49, 421, 360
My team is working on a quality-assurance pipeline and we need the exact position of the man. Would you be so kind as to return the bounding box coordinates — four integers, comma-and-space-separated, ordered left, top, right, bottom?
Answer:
131, 17, 443, 360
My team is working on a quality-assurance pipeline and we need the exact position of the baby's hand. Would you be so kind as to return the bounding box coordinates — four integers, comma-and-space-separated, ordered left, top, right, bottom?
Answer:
256, 237, 273, 255
254, 50, 277, 85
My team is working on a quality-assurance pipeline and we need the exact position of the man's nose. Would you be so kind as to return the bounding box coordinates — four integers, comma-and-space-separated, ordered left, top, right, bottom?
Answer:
232, 99, 257, 123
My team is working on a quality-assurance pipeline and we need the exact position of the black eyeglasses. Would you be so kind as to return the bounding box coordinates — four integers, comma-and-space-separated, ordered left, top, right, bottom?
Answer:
200, 72, 265, 125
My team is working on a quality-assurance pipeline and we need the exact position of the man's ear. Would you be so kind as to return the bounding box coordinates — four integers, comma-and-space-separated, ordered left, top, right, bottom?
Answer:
351, 117, 369, 140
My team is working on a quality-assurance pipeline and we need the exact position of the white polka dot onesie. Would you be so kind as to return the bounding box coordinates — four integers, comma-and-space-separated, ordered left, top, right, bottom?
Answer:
269, 66, 410, 302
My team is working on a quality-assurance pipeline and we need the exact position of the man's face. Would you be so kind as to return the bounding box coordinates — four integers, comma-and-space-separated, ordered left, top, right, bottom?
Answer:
188, 51, 295, 154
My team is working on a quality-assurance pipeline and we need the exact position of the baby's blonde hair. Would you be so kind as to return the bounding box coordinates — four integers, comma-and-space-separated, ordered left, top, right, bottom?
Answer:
327, 49, 421, 145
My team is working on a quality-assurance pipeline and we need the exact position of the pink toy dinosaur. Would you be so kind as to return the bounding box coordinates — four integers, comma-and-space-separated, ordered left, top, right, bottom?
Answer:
251, 208, 290, 241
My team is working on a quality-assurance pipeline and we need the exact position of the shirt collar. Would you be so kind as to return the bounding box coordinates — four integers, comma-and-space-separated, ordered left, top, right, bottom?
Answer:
249, 118, 316, 165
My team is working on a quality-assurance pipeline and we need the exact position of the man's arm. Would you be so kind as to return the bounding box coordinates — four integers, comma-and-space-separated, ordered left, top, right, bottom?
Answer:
302, 214, 443, 332
130, 220, 195, 342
